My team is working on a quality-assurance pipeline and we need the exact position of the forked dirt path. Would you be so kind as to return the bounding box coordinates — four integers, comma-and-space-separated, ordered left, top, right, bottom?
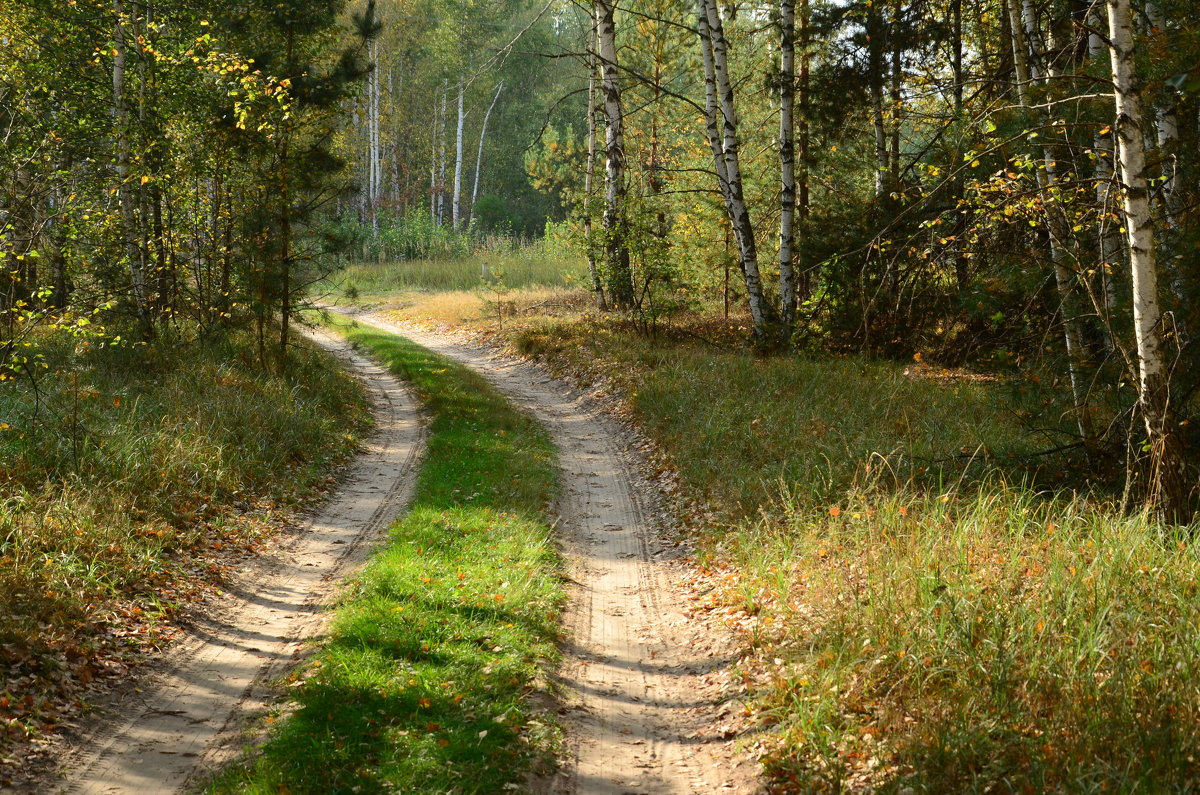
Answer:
42, 328, 425, 794
348, 311, 756, 795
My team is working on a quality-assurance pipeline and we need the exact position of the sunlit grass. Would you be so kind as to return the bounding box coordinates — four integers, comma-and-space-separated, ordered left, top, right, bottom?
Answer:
208, 319, 562, 793
510, 318, 1035, 513
738, 488, 1200, 791
320, 241, 584, 299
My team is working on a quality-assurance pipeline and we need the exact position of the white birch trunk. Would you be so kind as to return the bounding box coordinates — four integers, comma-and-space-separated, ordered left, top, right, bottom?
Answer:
1095, 130, 1121, 320
696, 1, 731, 204
452, 79, 465, 231
596, 0, 633, 307
868, 4, 888, 197
437, 81, 447, 225
470, 81, 503, 226
1145, 2, 1184, 309
1007, 0, 1092, 443
1020, 0, 1045, 80
1107, 0, 1189, 520
699, 0, 769, 340
582, 10, 605, 309
430, 87, 439, 223
778, 0, 796, 337
368, 38, 380, 235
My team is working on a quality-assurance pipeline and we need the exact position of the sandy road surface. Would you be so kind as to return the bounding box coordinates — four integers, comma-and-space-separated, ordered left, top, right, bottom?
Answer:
348, 312, 755, 795
39, 328, 425, 794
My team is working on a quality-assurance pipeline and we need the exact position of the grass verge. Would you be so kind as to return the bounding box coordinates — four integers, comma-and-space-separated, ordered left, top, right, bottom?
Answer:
207, 317, 562, 794
0, 329, 369, 765
351, 278, 1200, 792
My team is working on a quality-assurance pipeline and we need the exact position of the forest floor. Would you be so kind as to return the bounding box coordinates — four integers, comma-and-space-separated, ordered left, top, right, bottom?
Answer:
23, 328, 425, 793
338, 309, 760, 794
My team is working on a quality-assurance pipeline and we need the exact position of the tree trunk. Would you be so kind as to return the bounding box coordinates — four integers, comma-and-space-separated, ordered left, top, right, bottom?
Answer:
470, 81, 503, 227
596, 0, 634, 308
1146, 2, 1185, 310
583, 10, 606, 310
430, 86, 439, 223
368, 38, 381, 235
778, 0, 796, 340
868, 2, 888, 198
1020, 0, 1046, 79
113, 0, 150, 332
1094, 130, 1121, 328
888, 3, 901, 189
1106, 0, 1191, 521
797, 0, 811, 304
950, 0, 971, 295
452, 78, 465, 231
1007, 0, 1093, 445
698, 0, 770, 342
437, 81, 448, 225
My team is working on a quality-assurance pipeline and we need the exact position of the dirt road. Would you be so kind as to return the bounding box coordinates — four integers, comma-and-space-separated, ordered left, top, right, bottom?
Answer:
351, 312, 755, 795
45, 328, 425, 794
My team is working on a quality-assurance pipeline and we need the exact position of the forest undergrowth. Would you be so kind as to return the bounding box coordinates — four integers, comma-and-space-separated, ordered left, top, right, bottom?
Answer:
0, 329, 368, 775
368, 282, 1200, 792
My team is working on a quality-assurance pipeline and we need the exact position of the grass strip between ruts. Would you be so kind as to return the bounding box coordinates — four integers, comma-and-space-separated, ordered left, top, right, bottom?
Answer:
208, 317, 563, 794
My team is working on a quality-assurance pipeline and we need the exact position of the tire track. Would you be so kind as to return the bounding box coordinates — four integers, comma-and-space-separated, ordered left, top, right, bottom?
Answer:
42, 327, 425, 795
348, 311, 755, 795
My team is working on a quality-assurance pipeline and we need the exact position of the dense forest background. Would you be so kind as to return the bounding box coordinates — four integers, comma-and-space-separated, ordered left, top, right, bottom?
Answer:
3, 0, 1200, 512
345, 0, 1200, 518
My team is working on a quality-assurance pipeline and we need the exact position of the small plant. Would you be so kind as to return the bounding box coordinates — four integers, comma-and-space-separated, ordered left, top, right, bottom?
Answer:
481, 264, 509, 331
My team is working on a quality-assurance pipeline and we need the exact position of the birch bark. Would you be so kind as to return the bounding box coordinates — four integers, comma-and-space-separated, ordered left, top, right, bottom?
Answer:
698, 0, 770, 341
452, 79, 465, 231
437, 82, 447, 225
583, 9, 606, 309
1006, 0, 1092, 444
1106, 0, 1191, 520
778, 0, 796, 338
596, 0, 634, 307
470, 81, 503, 227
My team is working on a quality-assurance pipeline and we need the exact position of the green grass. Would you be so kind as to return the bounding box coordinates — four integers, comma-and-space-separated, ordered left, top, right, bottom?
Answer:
495, 312, 1200, 791
745, 489, 1200, 792
322, 238, 584, 298
513, 319, 1036, 514
208, 318, 563, 794
0, 329, 369, 749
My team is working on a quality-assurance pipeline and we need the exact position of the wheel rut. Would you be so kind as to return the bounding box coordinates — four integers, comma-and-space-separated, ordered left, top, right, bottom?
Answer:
348, 311, 755, 795
42, 327, 425, 794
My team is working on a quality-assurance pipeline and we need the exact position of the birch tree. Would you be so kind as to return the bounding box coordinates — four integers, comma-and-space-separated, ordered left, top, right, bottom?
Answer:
583, 10, 606, 309
470, 81, 504, 227
596, 0, 635, 308
452, 79, 465, 230
1005, 0, 1093, 445
778, 0, 797, 339
1106, 0, 1191, 521
113, 0, 150, 332
696, 0, 771, 343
